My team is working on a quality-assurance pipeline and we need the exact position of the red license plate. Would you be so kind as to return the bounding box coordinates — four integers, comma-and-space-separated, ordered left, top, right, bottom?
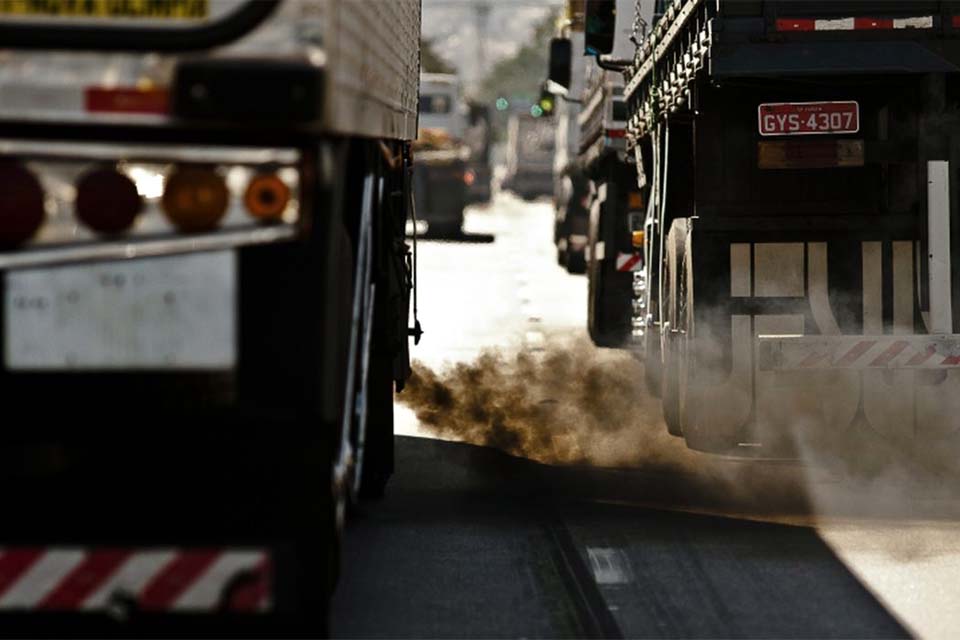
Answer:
758, 101, 859, 136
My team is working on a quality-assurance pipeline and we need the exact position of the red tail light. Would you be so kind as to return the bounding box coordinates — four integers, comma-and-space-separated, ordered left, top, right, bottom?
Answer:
75, 167, 143, 234
0, 162, 44, 248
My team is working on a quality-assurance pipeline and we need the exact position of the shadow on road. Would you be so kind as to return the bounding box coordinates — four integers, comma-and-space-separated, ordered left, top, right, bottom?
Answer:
331, 436, 907, 639
411, 230, 496, 243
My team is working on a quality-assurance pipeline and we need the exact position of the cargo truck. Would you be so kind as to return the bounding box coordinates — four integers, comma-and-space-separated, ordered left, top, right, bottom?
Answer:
0, 0, 420, 634
415, 73, 469, 236
587, 0, 960, 457
465, 102, 494, 205
549, 20, 592, 274
503, 112, 556, 201
549, 0, 646, 337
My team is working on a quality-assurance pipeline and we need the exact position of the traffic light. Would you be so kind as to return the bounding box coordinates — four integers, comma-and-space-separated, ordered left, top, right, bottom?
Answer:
584, 0, 616, 56
537, 88, 555, 117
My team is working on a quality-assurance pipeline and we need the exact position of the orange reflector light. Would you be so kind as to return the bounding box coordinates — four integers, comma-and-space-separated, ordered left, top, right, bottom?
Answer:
75, 167, 143, 234
244, 173, 290, 222
162, 166, 229, 232
463, 169, 476, 187
632, 230, 645, 248
0, 162, 44, 248
628, 191, 644, 210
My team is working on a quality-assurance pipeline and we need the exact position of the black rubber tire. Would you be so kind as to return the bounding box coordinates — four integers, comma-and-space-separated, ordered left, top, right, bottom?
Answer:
660, 221, 686, 437
661, 332, 683, 437
565, 246, 587, 274
587, 185, 633, 348
643, 324, 663, 398
358, 352, 394, 501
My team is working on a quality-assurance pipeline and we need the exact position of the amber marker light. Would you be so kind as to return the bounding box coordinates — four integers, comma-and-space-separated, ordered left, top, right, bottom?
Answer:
244, 173, 290, 222
161, 166, 229, 232
632, 230, 645, 248
75, 167, 143, 234
0, 162, 45, 248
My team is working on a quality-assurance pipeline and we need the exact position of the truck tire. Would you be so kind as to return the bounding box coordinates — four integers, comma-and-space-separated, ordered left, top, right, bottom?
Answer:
358, 351, 394, 500
429, 217, 463, 237
587, 183, 633, 348
555, 214, 568, 266
643, 322, 662, 397
565, 244, 587, 274
660, 219, 688, 437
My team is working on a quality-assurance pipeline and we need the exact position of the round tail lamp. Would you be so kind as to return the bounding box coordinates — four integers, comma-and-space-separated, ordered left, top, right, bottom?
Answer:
75, 167, 143, 234
0, 162, 45, 248
161, 166, 229, 232
244, 173, 290, 222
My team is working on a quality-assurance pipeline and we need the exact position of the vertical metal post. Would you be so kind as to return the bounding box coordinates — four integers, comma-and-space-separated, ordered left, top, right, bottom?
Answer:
928, 160, 952, 333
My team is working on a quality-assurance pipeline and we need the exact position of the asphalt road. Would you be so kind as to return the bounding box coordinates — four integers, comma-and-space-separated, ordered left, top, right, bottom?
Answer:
332, 192, 960, 638
332, 437, 904, 639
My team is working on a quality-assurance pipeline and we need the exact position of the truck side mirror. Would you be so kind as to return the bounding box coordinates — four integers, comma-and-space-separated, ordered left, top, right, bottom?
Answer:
548, 38, 572, 90
584, 0, 616, 56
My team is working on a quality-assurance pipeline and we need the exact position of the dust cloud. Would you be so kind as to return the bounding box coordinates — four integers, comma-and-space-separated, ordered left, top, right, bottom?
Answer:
398, 335, 960, 522
398, 337, 813, 517
401, 337, 675, 468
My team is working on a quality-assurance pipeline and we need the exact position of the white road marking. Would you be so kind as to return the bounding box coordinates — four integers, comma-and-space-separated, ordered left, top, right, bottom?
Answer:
586, 547, 632, 585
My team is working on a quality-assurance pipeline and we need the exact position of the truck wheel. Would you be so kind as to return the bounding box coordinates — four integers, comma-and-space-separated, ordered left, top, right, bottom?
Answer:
358, 351, 394, 500
556, 220, 568, 266
429, 219, 462, 237
660, 220, 687, 437
643, 323, 662, 398
587, 184, 633, 348
565, 244, 587, 274
661, 336, 682, 436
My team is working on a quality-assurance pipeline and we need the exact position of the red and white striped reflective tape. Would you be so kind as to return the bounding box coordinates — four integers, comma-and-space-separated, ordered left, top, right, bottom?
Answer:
616, 252, 643, 272
776, 16, 934, 32
0, 547, 270, 612
758, 335, 960, 371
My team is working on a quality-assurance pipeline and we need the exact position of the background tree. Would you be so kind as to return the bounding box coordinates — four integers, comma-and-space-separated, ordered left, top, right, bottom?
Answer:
421, 38, 457, 74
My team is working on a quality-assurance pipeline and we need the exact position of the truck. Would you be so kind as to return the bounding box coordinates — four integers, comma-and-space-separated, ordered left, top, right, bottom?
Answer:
503, 112, 556, 201
465, 101, 494, 205
549, 16, 593, 274
548, 0, 646, 337
0, 0, 420, 634
584, 0, 960, 458
415, 73, 469, 236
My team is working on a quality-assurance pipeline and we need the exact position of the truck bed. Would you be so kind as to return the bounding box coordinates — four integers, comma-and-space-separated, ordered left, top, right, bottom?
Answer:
0, 0, 421, 141
626, 0, 960, 136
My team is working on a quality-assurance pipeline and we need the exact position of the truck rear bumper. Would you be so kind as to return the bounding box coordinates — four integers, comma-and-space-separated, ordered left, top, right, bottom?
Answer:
758, 334, 960, 371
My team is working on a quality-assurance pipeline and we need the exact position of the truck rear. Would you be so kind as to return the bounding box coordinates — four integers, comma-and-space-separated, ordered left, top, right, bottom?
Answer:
504, 112, 556, 200
621, 0, 960, 456
549, 10, 591, 274
414, 73, 469, 236
548, 0, 648, 338
0, 0, 420, 634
